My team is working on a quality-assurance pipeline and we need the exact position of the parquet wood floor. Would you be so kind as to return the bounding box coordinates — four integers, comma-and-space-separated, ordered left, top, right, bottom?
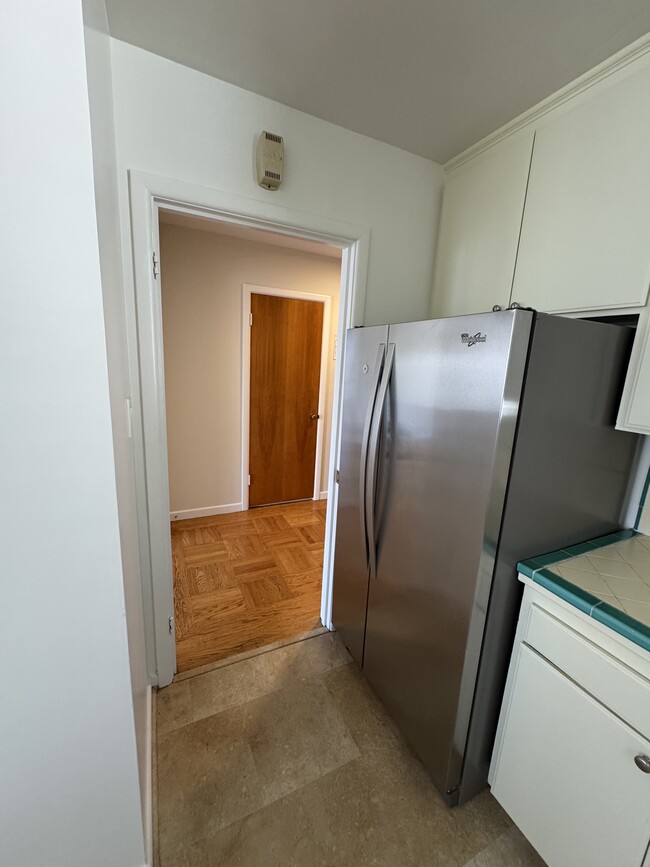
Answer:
171, 500, 326, 672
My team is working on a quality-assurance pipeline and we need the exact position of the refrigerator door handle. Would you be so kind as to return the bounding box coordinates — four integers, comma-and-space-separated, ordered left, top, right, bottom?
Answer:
366, 342, 395, 582
359, 344, 386, 567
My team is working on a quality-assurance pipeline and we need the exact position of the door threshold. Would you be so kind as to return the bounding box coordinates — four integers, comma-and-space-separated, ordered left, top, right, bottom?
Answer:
172, 625, 329, 683
249, 497, 315, 509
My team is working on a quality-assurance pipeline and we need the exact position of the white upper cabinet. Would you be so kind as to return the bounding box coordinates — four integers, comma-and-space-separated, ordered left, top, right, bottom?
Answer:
618, 305, 650, 432
511, 61, 650, 313
431, 133, 534, 318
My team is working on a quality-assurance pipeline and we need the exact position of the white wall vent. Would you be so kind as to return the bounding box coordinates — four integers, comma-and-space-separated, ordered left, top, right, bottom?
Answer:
256, 131, 284, 190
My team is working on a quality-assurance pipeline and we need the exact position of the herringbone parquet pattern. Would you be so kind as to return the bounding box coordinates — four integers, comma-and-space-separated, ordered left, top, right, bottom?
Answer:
171, 500, 326, 672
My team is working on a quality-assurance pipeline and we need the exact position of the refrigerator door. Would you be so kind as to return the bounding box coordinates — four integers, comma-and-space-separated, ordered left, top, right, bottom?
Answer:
362, 311, 532, 800
332, 324, 389, 665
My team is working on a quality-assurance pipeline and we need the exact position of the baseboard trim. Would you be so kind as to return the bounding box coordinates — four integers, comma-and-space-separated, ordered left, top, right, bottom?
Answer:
170, 502, 244, 521
319, 491, 328, 500
144, 684, 154, 866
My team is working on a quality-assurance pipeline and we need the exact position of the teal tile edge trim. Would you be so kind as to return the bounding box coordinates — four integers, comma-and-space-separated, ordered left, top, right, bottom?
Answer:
591, 602, 650, 654
587, 528, 639, 549
517, 528, 650, 654
635, 465, 650, 530
517, 528, 639, 578
531, 569, 599, 615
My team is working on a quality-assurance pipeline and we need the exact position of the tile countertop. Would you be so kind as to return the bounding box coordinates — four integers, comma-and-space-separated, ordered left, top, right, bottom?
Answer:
518, 529, 650, 654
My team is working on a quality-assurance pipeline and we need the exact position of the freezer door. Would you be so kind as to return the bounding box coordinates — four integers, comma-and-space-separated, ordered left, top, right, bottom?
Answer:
332, 325, 389, 665
362, 311, 532, 800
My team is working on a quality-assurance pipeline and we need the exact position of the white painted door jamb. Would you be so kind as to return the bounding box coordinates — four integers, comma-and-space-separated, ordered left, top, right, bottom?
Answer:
128, 170, 369, 686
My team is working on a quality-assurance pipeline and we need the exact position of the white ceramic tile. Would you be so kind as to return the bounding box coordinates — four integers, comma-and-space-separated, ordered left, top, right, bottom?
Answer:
631, 563, 650, 585
590, 592, 625, 611
634, 532, 650, 551
554, 565, 612, 597
604, 539, 650, 566
588, 546, 624, 562
588, 556, 639, 581
620, 599, 650, 628
558, 553, 597, 573
601, 575, 650, 604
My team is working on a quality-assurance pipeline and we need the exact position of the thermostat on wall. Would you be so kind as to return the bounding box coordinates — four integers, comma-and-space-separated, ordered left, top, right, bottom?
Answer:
256, 131, 284, 190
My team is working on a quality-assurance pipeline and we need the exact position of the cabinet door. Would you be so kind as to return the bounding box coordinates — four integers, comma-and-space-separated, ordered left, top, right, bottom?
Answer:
617, 306, 650, 434
511, 61, 650, 313
431, 133, 534, 318
491, 645, 650, 867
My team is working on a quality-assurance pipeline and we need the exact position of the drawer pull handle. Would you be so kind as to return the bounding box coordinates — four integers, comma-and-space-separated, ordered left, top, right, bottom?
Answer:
634, 755, 650, 773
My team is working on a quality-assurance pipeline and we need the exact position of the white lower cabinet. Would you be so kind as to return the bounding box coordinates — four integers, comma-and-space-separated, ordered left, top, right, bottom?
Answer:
490, 588, 650, 866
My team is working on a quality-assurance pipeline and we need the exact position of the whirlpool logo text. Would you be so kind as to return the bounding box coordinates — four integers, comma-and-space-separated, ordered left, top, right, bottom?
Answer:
461, 332, 487, 347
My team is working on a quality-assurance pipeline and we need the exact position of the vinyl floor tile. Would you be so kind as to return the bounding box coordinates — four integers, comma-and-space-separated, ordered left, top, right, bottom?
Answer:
464, 825, 546, 866
156, 634, 545, 867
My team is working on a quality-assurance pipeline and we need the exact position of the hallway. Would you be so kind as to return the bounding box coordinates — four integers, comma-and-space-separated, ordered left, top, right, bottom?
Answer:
155, 632, 545, 866
172, 500, 326, 671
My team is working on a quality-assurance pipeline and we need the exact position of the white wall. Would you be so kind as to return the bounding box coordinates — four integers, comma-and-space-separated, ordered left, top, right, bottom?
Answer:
82, 0, 151, 853
110, 40, 444, 327
160, 223, 341, 514
0, 2, 145, 866
110, 40, 444, 675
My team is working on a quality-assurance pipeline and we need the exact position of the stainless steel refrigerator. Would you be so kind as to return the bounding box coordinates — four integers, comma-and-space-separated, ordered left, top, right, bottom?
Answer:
332, 309, 639, 806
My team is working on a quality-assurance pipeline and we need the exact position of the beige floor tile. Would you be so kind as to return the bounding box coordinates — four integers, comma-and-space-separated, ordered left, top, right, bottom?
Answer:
157, 634, 524, 867
463, 824, 546, 866
323, 662, 513, 863
264, 630, 352, 685
156, 679, 192, 737
157, 714, 264, 862
181, 632, 353, 725
187, 651, 281, 722
189, 726, 514, 867
242, 677, 360, 803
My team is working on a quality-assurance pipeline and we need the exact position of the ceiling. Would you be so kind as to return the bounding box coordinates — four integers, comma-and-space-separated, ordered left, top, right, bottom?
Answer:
159, 209, 342, 259
105, 0, 650, 163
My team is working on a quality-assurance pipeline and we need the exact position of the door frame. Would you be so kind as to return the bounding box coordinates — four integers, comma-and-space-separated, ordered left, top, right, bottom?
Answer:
127, 170, 369, 686
242, 284, 332, 510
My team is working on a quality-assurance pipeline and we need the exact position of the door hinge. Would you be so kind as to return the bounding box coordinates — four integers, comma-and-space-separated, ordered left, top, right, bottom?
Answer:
168, 615, 174, 635
335, 469, 340, 484
247, 474, 251, 486
125, 397, 133, 440
249, 312, 253, 326
152, 251, 160, 279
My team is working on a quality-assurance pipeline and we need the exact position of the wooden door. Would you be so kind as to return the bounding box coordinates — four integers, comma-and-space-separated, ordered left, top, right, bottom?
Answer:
249, 293, 324, 507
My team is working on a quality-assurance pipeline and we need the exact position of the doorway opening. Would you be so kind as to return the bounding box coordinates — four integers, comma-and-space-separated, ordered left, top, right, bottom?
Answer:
158, 210, 342, 672
128, 170, 368, 686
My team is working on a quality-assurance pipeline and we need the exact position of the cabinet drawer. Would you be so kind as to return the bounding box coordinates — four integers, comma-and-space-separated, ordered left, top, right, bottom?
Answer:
524, 603, 650, 737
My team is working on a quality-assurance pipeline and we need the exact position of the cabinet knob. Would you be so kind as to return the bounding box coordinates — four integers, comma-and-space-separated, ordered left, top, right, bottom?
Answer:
635, 754, 650, 773
492, 305, 502, 312
310, 413, 320, 420
508, 301, 522, 309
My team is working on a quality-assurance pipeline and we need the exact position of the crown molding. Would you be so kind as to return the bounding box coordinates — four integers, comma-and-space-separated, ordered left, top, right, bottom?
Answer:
444, 31, 650, 173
